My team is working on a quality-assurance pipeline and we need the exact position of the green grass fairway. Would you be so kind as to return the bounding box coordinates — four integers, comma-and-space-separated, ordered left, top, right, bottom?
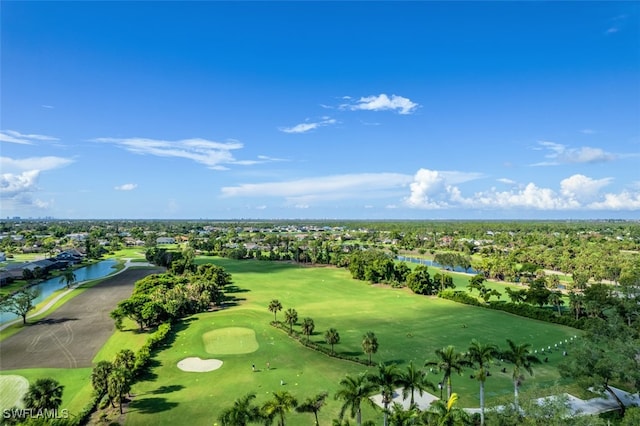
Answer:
122, 258, 581, 426
0, 368, 93, 415
203, 327, 259, 355
0, 375, 28, 412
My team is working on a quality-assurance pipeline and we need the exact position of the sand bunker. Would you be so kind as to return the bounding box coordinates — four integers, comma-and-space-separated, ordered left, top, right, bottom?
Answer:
177, 357, 223, 372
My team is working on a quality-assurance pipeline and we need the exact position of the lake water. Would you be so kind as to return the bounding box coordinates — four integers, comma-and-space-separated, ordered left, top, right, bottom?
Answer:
396, 255, 479, 275
0, 259, 118, 324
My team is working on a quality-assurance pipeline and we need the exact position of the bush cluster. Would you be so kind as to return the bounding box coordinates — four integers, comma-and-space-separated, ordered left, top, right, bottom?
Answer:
438, 290, 586, 329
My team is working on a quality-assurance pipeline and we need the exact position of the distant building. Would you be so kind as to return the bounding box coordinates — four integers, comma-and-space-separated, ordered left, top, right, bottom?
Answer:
156, 237, 176, 245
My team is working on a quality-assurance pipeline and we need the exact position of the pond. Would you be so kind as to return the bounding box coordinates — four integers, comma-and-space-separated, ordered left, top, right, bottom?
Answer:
396, 255, 479, 275
0, 259, 118, 324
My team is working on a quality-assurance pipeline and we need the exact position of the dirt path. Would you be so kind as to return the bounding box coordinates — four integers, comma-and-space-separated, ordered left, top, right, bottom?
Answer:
0, 267, 162, 370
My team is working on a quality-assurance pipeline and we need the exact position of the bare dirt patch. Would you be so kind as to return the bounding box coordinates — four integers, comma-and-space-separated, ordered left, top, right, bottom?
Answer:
0, 267, 163, 370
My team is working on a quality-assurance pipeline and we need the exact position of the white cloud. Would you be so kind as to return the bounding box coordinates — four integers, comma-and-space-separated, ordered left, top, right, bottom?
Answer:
587, 191, 640, 210
280, 117, 337, 134
41, 105, 54, 109
560, 174, 612, 203
0, 130, 59, 145
532, 141, 616, 166
468, 183, 580, 210
342, 94, 419, 115
580, 129, 596, 134
222, 173, 413, 203
115, 183, 137, 191
1, 156, 74, 172
405, 170, 638, 211
93, 137, 271, 170
406, 168, 485, 209
0, 155, 73, 212
497, 178, 517, 185
1, 170, 41, 197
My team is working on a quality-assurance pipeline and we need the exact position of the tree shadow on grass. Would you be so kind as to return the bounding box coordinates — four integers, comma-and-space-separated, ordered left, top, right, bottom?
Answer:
225, 285, 250, 294
339, 351, 363, 357
128, 397, 178, 414
150, 384, 185, 395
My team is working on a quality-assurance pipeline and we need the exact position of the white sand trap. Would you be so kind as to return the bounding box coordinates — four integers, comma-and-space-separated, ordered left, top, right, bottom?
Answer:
177, 357, 223, 372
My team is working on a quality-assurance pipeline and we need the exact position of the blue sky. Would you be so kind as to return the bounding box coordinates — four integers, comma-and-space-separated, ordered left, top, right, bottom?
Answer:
1, 1, 639, 220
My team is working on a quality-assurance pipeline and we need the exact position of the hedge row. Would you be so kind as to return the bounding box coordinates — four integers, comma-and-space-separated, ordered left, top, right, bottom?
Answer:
438, 290, 587, 330
134, 322, 172, 377
270, 321, 371, 367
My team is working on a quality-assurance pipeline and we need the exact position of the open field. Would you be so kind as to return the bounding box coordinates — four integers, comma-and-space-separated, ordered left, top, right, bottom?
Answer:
122, 257, 581, 425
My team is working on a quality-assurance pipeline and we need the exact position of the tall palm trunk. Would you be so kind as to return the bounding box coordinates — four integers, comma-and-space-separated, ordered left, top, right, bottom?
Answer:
479, 380, 485, 426
513, 379, 519, 409
357, 408, 362, 426
447, 375, 452, 400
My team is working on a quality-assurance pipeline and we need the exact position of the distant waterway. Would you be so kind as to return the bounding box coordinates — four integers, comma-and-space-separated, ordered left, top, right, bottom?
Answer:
0, 259, 118, 324
396, 255, 479, 275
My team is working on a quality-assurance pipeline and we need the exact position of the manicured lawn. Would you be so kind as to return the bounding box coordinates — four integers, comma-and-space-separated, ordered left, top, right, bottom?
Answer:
124, 258, 580, 426
0, 368, 93, 415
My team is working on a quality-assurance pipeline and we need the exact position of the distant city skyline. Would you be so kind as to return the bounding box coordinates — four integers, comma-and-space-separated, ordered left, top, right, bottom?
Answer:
2, 1, 639, 220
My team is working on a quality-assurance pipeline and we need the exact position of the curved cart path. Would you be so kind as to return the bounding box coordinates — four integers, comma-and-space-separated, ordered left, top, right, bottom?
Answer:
0, 266, 162, 370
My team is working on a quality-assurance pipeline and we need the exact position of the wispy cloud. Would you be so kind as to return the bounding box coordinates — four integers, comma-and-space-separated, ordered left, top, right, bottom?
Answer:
115, 183, 138, 191
580, 129, 596, 134
41, 105, 54, 109
341, 94, 419, 115
497, 178, 517, 185
0, 130, 59, 145
1, 156, 74, 172
531, 141, 616, 166
221, 172, 413, 204
93, 137, 274, 170
279, 117, 337, 134
605, 14, 628, 35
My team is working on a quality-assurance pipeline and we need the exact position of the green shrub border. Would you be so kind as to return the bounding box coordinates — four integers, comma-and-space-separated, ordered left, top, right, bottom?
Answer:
438, 290, 586, 330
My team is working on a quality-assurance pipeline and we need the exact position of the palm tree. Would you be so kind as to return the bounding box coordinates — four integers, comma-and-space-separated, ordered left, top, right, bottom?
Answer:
397, 361, 435, 407
421, 393, 470, 426
548, 291, 564, 316
262, 390, 298, 426
568, 291, 584, 320
107, 367, 131, 414
296, 391, 328, 425
59, 267, 77, 289
501, 339, 541, 409
388, 402, 419, 426
367, 363, 402, 426
284, 308, 298, 334
466, 339, 498, 426
269, 299, 283, 323
362, 331, 379, 365
23, 378, 64, 411
335, 373, 378, 426
91, 360, 113, 404
114, 348, 136, 371
425, 345, 469, 399
302, 317, 315, 342
219, 393, 262, 426
425, 345, 470, 400
325, 328, 341, 355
